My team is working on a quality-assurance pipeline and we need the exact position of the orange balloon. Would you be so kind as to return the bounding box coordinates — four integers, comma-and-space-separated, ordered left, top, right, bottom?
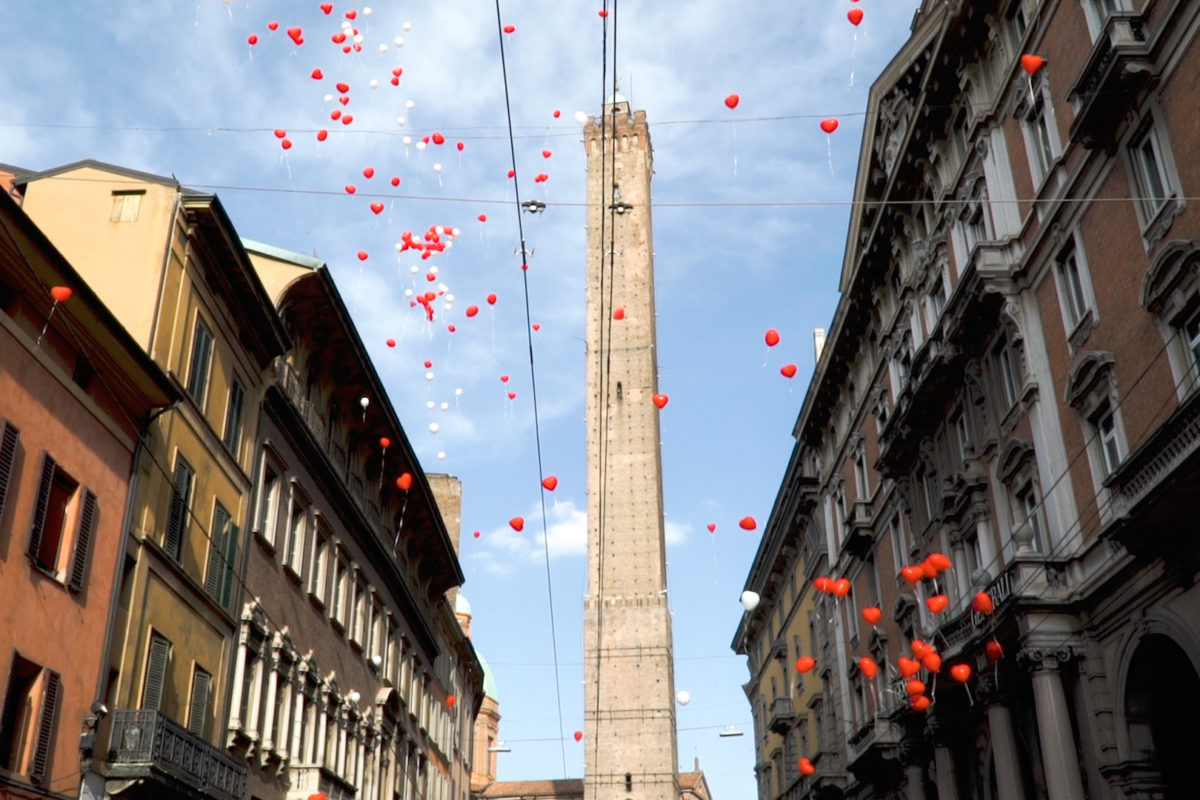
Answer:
847, 8, 863, 25
859, 657, 878, 679
832, 578, 851, 598
396, 473, 413, 491
911, 640, 932, 659
922, 652, 942, 673
911, 695, 931, 712
901, 566, 923, 585
927, 552, 952, 571
574, 731, 583, 742
446, 695, 456, 708
795, 657, 816, 674
950, 664, 972, 683
50, 286, 73, 303
798, 757, 815, 776
542, 476, 558, 491
905, 679, 926, 696
765, 328, 780, 347
861, 607, 882, 626
652, 394, 669, 409
972, 592, 995, 614
819, 118, 839, 134
1020, 54, 1046, 75
898, 657, 920, 678
813, 576, 833, 593
379, 437, 391, 449
926, 594, 949, 614
739, 516, 757, 531
509, 516, 525, 532
724, 93, 740, 109
780, 364, 798, 378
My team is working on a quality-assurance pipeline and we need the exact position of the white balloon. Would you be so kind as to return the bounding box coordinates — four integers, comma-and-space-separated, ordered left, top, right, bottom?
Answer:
360, 396, 370, 409
425, 371, 434, 381
429, 265, 439, 274
442, 302, 452, 312
428, 422, 440, 434
378, 44, 388, 54
445, 293, 455, 302
443, 241, 453, 250
574, 111, 589, 125
676, 690, 691, 706
440, 402, 449, 411
455, 388, 463, 397
404, 288, 413, 297
402, 21, 413, 31
369, 79, 379, 89
416, 141, 427, 151
438, 283, 448, 292
740, 590, 760, 611
426, 401, 435, 409
353, 33, 364, 43
396, 116, 407, 127
394, 36, 405, 47
437, 451, 446, 460
451, 227, 461, 236
363, 6, 372, 15
410, 265, 419, 274
324, 93, 334, 103
435, 226, 445, 235
432, 163, 442, 173
342, 20, 352, 29
402, 135, 413, 145
405, 100, 415, 110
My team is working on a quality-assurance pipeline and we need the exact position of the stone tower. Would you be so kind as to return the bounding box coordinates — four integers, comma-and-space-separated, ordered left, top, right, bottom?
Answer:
582, 94, 680, 800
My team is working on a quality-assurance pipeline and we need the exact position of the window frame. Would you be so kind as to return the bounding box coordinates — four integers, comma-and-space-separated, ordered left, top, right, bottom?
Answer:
222, 378, 245, 457
164, 454, 194, 562
1126, 112, 1181, 236
185, 316, 215, 411
1020, 77, 1061, 188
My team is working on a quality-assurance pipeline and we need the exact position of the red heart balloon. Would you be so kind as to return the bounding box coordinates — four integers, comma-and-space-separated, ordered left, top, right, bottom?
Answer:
926, 594, 949, 614
905, 679, 926, 696
507, 169, 515, 178
553, 110, 561, 118
473, 530, 480, 538
344, 9, 356, 19
898, 657, 920, 678
542, 476, 558, 491
922, 652, 942, 673
832, 578, 851, 598
344, 184, 356, 194
503, 24, 515, 33
765, 328, 780, 347
267, 21, 279, 30
50, 286, 73, 302
798, 758, 815, 776
707, 523, 716, 533
859, 657, 878, 679
500, 375, 509, 383
341, 115, 353, 125
287, 27, 303, 44
320, 3, 333, 13
950, 664, 972, 683
280, 139, 292, 150
986, 641, 1005, 661
795, 656, 815, 674
446, 695, 456, 708
311, 69, 324, 80
972, 592, 995, 613
861, 607, 882, 626
847, 8, 863, 25
780, 364, 798, 378
542, 149, 552, 158
509, 516, 524, 531
820, 118, 839, 134
531, 323, 541, 331
574, 731, 583, 742
466, 305, 479, 318
507, 392, 517, 400
457, 142, 464, 151
927, 552, 952, 571
612, 308, 625, 320
247, 33, 258, 45
391, 176, 401, 187
652, 394, 669, 409
317, 129, 328, 142
332, 32, 346, 43
911, 640, 932, 659
1020, 54, 1046, 75
911, 695, 931, 711
357, 250, 368, 261
724, 93, 740, 109
274, 128, 287, 139
813, 576, 833, 593
739, 515, 756, 531
330, 109, 342, 120
433, 133, 446, 145
901, 566, 923, 585
488, 293, 498, 304
362, 166, 375, 178
336, 82, 350, 93
379, 437, 391, 449
396, 473, 413, 491
370, 202, 384, 214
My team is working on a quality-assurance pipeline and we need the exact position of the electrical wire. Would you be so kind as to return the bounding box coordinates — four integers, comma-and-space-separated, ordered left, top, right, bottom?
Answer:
490, 0, 569, 779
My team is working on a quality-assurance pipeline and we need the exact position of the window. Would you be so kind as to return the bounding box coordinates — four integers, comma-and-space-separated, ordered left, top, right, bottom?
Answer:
187, 665, 212, 738
204, 503, 239, 610
963, 527, 984, 577
1014, 481, 1044, 551
890, 513, 909, 573
927, 274, 947, 325
1184, 308, 1200, 386
110, 190, 144, 222
962, 179, 995, 254
283, 488, 308, 576
1006, 1, 1027, 44
1128, 119, 1177, 224
1092, 402, 1125, 476
1022, 83, 1059, 185
223, 379, 245, 456
994, 335, 1023, 409
1056, 239, 1093, 332
0, 654, 60, 783
854, 448, 870, 501
332, 554, 348, 626
951, 407, 971, 464
142, 631, 172, 711
254, 456, 282, 546
866, 554, 881, 608
26, 455, 96, 590
309, 525, 331, 603
186, 318, 214, 409
0, 421, 19, 527
165, 455, 194, 562
1083, 0, 1128, 37
920, 466, 940, 524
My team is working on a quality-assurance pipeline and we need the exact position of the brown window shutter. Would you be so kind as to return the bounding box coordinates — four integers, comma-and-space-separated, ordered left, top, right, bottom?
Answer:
142, 633, 171, 711
204, 505, 229, 601
68, 489, 98, 593
0, 421, 19, 524
30, 670, 60, 784
26, 454, 56, 563
186, 668, 211, 739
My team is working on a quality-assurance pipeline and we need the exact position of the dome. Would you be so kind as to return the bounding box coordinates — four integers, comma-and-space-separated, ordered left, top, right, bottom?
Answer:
477, 651, 498, 701
454, 592, 472, 617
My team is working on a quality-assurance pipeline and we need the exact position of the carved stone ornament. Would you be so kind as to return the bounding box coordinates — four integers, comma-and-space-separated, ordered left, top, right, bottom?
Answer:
1017, 645, 1077, 673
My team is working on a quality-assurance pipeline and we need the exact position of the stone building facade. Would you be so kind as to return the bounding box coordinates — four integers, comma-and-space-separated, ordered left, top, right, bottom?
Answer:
736, 1, 1200, 799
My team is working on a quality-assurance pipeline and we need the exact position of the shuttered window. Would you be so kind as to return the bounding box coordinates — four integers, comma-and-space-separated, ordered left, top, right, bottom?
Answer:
186, 318, 214, 408
29, 670, 59, 784
0, 421, 19, 526
142, 632, 171, 711
186, 666, 211, 739
223, 379, 245, 455
25, 454, 56, 565
164, 456, 193, 561
220, 524, 239, 610
67, 489, 98, 592
204, 504, 230, 601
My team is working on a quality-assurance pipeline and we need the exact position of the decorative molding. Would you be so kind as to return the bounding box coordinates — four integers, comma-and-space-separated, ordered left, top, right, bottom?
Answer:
1017, 645, 1077, 673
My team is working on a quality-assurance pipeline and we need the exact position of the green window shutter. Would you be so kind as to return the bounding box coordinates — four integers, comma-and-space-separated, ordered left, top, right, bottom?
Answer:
186, 668, 211, 739
67, 489, 98, 593
26, 454, 56, 564
0, 421, 20, 524
142, 632, 171, 711
186, 321, 213, 404
164, 458, 192, 561
221, 524, 240, 609
30, 670, 60, 784
223, 380, 244, 453
204, 505, 229, 601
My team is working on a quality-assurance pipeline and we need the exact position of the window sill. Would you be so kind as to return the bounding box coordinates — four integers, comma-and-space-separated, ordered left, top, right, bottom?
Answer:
1066, 308, 1098, 356
28, 559, 66, 588
308, 591, 325, 611
283, 563, 303, 585
252, 527, 277, 553
1141, 196, 1185, 253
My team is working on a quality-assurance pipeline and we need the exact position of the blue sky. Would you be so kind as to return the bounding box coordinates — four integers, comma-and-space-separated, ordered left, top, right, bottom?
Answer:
2, 2, 921, 796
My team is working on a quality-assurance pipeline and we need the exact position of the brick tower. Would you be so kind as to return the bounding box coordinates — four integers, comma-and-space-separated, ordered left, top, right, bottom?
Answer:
582, 94, 680, 800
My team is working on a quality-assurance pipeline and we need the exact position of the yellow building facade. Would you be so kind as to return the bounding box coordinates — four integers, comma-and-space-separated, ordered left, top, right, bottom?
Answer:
17, 161, 289, 800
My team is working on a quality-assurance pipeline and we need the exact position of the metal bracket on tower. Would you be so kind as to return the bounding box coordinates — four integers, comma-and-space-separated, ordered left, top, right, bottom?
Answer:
609, 201, 633, 214
522, 199, 547, 213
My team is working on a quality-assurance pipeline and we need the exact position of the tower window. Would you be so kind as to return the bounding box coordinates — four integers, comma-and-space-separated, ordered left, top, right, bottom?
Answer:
625, 773, 633, 792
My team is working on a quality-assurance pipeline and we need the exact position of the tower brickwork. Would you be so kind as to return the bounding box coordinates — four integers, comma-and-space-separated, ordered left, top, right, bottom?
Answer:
582, 98, 680, 800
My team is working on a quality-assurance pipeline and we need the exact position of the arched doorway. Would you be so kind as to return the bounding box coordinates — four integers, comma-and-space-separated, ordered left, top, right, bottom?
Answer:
1125, 633, 1200, 798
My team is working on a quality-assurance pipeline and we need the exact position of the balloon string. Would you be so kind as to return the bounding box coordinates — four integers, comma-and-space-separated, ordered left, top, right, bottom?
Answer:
732, 121, 738, 178
827, 136, 835, 177
35, 302, 59, 349
850, 31, 858, 88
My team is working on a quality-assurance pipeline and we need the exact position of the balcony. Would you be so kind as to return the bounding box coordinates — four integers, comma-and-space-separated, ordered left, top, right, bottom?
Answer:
937, 568, 1016, 655
286, 764, 358, 800
846, 717, 902, 784
1068, 11, 1153, 150
106, 709, 248, 800
768, 697, 797, 735
841, 501, 874, 559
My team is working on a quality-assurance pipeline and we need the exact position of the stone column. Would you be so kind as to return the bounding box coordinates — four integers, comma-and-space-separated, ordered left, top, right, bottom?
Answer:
1019, 646, 1086, 800
926, 716, 959, 800
900, 732, 929, 800
261, 647, 279, 752
979, 670, 1025, 800
290, 683, 305, 760
228, 630, 249, 730
315, 698, 328, 767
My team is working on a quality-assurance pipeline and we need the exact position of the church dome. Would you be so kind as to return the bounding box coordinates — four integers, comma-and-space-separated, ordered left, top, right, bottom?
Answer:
477, 652, 498, 701
454, 592, 472, 617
